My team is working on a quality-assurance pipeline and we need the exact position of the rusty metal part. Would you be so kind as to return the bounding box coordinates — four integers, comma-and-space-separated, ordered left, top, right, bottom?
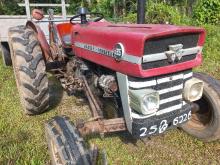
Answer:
50, 60, 83, 94
50, 42, 66, 61
60, 77, 84, 93
48, 17, 66, 61
26, 21, 52, 61
109, 81, 118, 93
57, 75, 84, 95
50, 43, 59, 60
98, 75, 118, 97
66, 60, 78, 74
27, 20, 66, 63
51, 64, 84, 95
82, 75, 103, 118
77, 118, 126, 136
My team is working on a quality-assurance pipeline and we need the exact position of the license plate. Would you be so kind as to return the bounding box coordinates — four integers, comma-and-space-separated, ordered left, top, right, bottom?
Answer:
138, 110, 192, 138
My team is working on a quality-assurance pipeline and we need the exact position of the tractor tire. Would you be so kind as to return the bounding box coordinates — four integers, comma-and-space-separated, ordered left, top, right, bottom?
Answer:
45, 116, 92, 165
8, 26, 49, 115
181, 72, 220, 142
1, 42, 12, 66
3, 25, 25, 66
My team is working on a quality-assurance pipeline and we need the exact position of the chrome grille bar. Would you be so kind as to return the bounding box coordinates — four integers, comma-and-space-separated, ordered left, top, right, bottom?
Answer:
142, 46, 202, 63
128, 70, 193, 117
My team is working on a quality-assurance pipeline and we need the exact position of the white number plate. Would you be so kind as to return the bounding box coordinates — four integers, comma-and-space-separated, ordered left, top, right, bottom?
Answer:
139, 111, 192, 137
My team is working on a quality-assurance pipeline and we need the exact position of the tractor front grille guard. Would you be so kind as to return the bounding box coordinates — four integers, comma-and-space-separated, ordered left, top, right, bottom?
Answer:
128, 69, 193, 117
116, 69, 193, 136
142, 33, 200, 70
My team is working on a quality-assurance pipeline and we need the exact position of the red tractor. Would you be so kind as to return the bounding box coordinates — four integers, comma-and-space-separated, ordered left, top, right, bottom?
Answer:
4, 0, 220, 164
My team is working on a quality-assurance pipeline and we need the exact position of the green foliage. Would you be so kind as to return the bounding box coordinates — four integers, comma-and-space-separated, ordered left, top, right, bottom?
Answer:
68, 0, 82, 14
90, 0, 114, 18
124, 2, 183, 25
147, 2, 181, 24
202, 24, 220, 60
193, 0, 220, 25
195, 24, 220, 76
123, 13, 136, 23
0, 0, 25, 15
0, 0, 219, 26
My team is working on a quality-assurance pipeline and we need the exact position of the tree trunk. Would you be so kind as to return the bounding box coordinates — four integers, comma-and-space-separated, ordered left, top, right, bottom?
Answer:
113, 1, 117, 17
122, 0, 126, 16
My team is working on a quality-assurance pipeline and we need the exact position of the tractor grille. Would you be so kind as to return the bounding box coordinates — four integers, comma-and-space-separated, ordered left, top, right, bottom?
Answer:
142, 33, 200, 70
128, 69, 192, 116
142, 54, 197, 70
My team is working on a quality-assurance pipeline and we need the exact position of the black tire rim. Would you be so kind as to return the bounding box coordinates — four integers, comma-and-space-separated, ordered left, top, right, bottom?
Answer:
187, 93, 213, 130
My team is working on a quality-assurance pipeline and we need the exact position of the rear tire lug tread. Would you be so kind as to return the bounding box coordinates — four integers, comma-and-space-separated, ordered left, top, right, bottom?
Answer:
27, 99, 49, 113
25, 109, 38, 115
22, 30, 34, 39
19, 66, 36, 79
25, 40, 38, 54
23, 83, 39, 95
24, 97, 41, 107
9, 29, 25, 34
29, 53, 43, 70
24, 93, 49, 108
33, 73, 46, 88
15, 50, 33, 62
11, 37, 29, 45
36, 87, 49, 101
9, 25, 25, 31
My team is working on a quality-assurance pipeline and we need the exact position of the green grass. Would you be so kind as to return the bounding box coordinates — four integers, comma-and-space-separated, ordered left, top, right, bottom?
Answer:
0, 25, 220, 165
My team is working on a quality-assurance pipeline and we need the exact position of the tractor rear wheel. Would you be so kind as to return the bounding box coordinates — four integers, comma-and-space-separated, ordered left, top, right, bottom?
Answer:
8, 26, 49, 115
181, 72, 220, 142
45, 116, 92, 165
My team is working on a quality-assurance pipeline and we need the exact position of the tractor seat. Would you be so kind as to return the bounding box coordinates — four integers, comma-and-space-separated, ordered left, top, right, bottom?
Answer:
62, 34, 71, 47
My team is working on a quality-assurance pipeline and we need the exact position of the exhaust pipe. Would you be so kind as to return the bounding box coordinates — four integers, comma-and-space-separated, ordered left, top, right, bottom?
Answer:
137, 0, 147, 24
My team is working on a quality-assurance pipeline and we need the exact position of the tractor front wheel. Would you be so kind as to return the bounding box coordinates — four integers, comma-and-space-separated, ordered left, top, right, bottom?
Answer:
8, 26, 49, 115
181, 72, 220, 142
45, 116, 92, 165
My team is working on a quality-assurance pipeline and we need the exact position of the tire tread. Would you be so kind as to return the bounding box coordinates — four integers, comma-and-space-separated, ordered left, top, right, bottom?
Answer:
45, 116, 92, 165
8, 26, 49, 115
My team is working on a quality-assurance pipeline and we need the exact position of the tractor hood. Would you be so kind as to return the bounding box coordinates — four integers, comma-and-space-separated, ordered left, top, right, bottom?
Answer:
72, 22, 205, 78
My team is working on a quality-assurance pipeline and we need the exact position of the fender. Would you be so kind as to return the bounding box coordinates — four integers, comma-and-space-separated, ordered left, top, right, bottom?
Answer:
26, 21, 52, 61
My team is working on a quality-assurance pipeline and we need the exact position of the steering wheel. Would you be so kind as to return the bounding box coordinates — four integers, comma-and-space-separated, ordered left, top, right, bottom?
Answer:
70, 10, 104, 24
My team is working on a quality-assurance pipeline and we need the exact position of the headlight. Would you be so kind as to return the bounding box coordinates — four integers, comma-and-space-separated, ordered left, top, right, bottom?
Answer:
183, 78, 204, 102
129, 89, 160, 115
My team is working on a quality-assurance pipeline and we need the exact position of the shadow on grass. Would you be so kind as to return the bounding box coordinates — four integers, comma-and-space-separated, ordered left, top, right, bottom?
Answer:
85, 131, 140, 146
46, 76, 64, 113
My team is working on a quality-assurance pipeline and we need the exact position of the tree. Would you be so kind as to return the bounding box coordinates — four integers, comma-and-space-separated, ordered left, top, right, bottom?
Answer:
0, 0, 25, 15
